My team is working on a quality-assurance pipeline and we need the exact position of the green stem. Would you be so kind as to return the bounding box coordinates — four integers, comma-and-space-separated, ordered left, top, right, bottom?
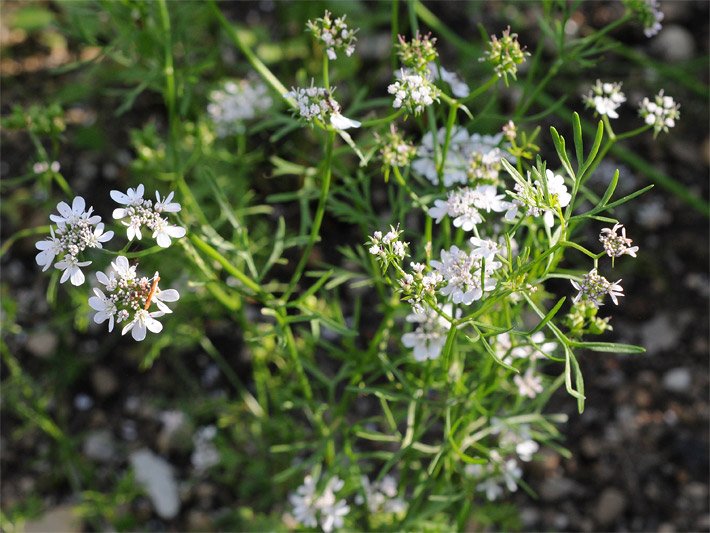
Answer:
361, 109, 405, 128
460, 74, 498, 104
283, 130, 336, 300
275, 309, 313, 401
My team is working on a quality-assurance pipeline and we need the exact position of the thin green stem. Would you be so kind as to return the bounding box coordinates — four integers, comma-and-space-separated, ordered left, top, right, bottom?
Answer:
283, 130, 336, 300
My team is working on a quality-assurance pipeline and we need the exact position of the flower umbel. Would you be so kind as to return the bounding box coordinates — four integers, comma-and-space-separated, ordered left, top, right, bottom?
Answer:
639, 90, 680, 136
624, 0, 664, 38
396, 32, 438, 73
306, 10, 357, 61
208, 78, 272, 137
571, 268, 624, 308
599, 223, 639, 260
111, 185, 186, 248
481, 27, 529, 84
89, 256, 180, 341
284, 85, 360, 130
35, 196, 113, 286
583, 80, 626, 119
388, 70, 439, 116
289, 474, 350, 533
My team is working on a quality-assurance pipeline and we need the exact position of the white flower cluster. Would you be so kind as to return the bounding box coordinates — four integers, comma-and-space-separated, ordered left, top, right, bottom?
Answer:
571, 268, 624, 308
377, 125, 417, 168
639, 90, 680, 135
494, 421, 540, 462
88, 256, 180, 341
514, 368, 543, 398
412, 128, 513, 187
368, 226, 408, 266
284, 85, 360, 130
111, 184, 186, 248
290, 475, 349, 533
398, 261, 444, 313
388, 70, 439, 116
599, 223, 639, 259
428, 62, 470, 98
428, 185, 508, 231
306, 10, 357, 60
355, 475, 407, 515
495, 331, 557, 364
624, 0, 664, 37
505, 168, 571, 227
430, 242, 501, 305
465, 451, 522, 501
33, 161, 60, 174
401, 304, 453, 361
35, 196, 114, 286
582, 80, 626, 119
207, 78, 272, 137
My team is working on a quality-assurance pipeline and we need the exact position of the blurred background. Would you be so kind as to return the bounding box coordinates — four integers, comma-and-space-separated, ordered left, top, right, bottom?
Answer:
1, 1, 708, 531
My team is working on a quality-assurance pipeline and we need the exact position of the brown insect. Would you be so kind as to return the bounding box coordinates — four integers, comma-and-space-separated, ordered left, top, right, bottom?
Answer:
144, 272, 160, 310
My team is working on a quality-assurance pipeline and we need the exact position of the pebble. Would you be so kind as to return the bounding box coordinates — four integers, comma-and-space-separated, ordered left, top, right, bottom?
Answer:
651, 25, 695, 62
83, 430, 116, 463
91, 366, 119, 397
539, 477, 579, 502
130, 449, 180, 519
663, 367, 692, 393
595, 487, 627, 527
25, 330, 58, 359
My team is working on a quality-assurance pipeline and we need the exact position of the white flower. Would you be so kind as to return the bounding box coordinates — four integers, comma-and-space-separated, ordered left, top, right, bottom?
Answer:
111, 185, 186, 248
330, 112, 361, 130
639, 90, 680, 135
431, 245, 499, 305
428, 62, 470, 98
191, 425, 220, 472
388, 70, 439, 115
583, 80, 626, 119
121, 309, 165, 341
151, 218, 187, 248
401, 304, 453, 361
544, 169, 571, 208
110, 184, 145, 214
55, 255, 92, 286
514, 368, 543, 398
307, 10, 358, 61
599, 223, 639, 258
469, 237, 500, 260
208, 78, 272, 137
516, 439, 539, 462
152, 287, 180, 314
35, 227, 63, 271
571, 268, 624, 307
154, 191, 181, 213
50, 196, 98, 227
285, 85, 342, 125
356, 475, 407, 514
88, 288, 117, 332
289, 475, 319, 528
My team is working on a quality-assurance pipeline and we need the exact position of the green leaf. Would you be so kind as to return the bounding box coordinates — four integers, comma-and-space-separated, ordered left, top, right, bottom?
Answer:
580, 120, 604, 176
529, 297, 566, 334
550, 127, 575, 179
571, 341, 646, 354
599, 168, 620, 207
572, 112, 584, 171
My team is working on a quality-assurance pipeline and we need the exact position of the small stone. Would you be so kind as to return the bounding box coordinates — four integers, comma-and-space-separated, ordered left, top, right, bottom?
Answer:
580, 436, 601, 459
83, 430, 116, 463
540, 477, 579, 502
663, 367, 692, 393
130, 449, 180, 519
24, 505, 79, 533
25, 330, 58, 359
594, 487, 627, 528
187, 510, 213, 531
651, 25, 695, 62
91, 366, 119, 397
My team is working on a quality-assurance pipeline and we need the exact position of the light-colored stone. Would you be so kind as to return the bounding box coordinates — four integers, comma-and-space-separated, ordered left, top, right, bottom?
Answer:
595, 487, 627, 527
129, 449, 180, 519
83, 430, 116, 462
24, 505, 79, 533
663, 367, 692, 393
91, 366, 119, 397
25, 330, 58, 358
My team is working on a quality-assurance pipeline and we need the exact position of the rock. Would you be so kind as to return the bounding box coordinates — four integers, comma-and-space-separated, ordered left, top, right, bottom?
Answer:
640, 314, 681, 355
663, 367, 692, 393
540, 477, 579, 502
91, 366, 119, 397
595, 487, 627, 528
187, 510, 213, 531
651, 25, 695, 62
24, 505, 79, 532
130, 449, 180, 519
25, 330, 58, 359
83, 430, 116, 462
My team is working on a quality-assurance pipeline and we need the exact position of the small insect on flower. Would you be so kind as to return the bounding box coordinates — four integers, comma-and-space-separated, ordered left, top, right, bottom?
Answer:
90, 257, 180, 341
